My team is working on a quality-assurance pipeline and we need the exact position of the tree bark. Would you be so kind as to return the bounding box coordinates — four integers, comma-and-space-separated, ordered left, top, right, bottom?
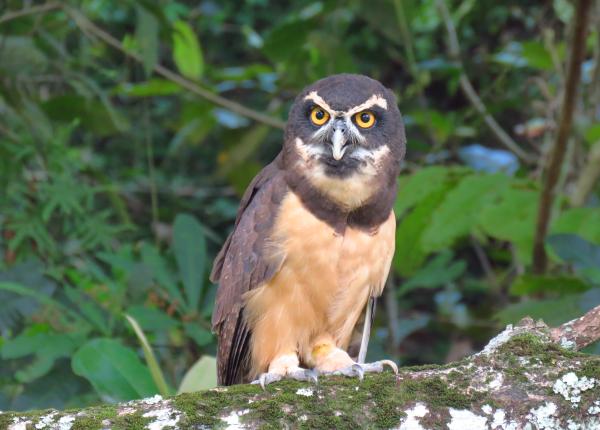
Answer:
1, 306, 599, 429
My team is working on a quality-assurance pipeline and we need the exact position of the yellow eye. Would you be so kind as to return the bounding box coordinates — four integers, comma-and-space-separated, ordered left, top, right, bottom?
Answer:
310, 106, 330, 126
354, 111, 375, 128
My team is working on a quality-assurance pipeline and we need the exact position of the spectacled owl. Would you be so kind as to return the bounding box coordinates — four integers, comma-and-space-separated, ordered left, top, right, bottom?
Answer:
211, 74, 406, 386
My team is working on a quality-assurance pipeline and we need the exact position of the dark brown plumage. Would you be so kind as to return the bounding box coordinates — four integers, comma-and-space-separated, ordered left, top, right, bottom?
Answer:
211, 74, 406, 385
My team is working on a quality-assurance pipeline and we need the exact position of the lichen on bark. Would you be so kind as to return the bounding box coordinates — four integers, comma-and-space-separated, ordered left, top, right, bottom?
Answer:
1, 316, 599, 429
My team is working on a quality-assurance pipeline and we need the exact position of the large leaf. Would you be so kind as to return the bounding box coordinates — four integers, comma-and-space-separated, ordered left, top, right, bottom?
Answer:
399, 251, 466, 295
177, 355, 217, 394
478, 186, 538, 264
394, 190, 448, 277
140, 242, 186, 309
2, 330, 86, 383
552, 208, 600, 244
510, 274, 591, 296
394, 166, 469, 216
421, 173, 510, 252
495, 296, 583, 327
172, 21, 204, 79
72, 338, 158, 402
547, 234, 600, 285
135, 6, 159, 76
173, 213, 206, 312
0, 260, 55, 330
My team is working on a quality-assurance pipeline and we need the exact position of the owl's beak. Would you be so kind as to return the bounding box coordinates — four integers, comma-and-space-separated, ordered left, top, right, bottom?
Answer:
331, 122, 348, 160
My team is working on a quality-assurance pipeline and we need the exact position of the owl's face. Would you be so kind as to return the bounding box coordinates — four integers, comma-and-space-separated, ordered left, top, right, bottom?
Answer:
284, 74, 406, 210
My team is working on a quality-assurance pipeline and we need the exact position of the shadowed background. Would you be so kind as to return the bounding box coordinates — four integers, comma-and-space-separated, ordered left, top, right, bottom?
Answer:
1, 0, 599, 412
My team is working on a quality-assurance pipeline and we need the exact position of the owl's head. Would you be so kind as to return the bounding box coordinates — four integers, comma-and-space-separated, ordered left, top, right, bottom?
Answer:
283, 74, 406, 210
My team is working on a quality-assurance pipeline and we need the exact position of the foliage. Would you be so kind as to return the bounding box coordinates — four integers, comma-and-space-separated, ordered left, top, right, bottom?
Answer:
1, 0, 599, 411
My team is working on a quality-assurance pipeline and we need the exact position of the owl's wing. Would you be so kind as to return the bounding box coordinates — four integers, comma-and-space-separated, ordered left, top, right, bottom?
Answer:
210, 154, 288, 385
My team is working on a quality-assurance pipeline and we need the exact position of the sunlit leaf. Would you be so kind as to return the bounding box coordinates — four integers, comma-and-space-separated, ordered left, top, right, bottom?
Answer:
177, 355, 217, 394
172, 21, 204, 79
421, 173, 510, 252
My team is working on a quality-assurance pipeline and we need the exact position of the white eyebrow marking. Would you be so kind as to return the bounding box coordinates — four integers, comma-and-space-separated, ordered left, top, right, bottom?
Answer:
304, 91, 339, 116
345, 94, 388, 116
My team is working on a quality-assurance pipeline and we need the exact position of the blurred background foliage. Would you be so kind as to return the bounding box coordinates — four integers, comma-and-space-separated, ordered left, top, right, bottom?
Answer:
1, 0, 600, 412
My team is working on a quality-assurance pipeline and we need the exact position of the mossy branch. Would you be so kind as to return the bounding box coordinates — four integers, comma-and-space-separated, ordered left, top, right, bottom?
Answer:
2, 306, 599, 429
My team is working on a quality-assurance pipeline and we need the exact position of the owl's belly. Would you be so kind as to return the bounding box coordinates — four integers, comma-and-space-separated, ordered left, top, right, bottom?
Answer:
243, 191, 395, 371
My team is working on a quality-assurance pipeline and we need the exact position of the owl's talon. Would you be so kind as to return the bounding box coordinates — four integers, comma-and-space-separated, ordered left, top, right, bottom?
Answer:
251, 372, 282, 389
251, 368, 318, 389
352, 363, 365, 381
379, 359, 399, 375
359, 359, 399, 374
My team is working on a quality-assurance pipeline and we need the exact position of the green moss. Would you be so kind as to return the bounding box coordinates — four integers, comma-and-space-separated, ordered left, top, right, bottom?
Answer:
579, 358, 600, 379
499, 333, 579, 363
70, 405, 118, 430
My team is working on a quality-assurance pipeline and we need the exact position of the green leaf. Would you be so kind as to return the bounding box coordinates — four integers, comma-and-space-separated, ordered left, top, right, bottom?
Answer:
495, 296, 582, 327
72, 338, 158, 402
2, 331, 86, 383
399, 251, 466, 295
521, 41, 553, 70
262, 20, 312, 64
127, 305, 179, 331
136, 6, 159, 76
173, 213, 206, 312
177, 355, 217, 394
547, 234, 600, 269
113, 79, 182, 97
552, 208, 600, 244
510, 274, 591, 296
394, 166, 469, 215
394, 190, 449, 277
172, 21, 204, 79
583, 123, 600, 145
140, 243, 186, 310
478, 186, 538, 264
0, 260, 56, 330
421, 173, 510, 252
184, 322, 214, 347
547, 234, 600, 284
125, 314, 172, 397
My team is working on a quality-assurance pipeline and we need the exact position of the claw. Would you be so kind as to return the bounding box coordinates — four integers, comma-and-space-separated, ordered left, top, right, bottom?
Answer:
288, 368, 319, 385
352, 363, 365, 381
251, 372, 282, 389
379, 359, 399, 375
251, 368, 319, 390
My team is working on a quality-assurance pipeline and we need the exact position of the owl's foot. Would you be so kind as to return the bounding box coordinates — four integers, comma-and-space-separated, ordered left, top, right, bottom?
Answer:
251, 368, 318, 389
251, 353, 318, 389
327, 360, 398, 381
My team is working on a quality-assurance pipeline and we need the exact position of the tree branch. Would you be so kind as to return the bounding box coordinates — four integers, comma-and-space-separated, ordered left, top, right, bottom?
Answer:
532, 0, 593, 273
61, 6, 286, 130
0, 2, 61, 25
436, 0, 536, 163
2, 306, 599, 429
551, 304, 600, 350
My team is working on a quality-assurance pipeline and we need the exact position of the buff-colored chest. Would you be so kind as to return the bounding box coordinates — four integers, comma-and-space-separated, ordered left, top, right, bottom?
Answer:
244, 191, 395, 363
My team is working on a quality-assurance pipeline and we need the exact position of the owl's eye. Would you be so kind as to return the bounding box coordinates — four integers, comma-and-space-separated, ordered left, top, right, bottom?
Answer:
310, 106, 330, 126
354, 111, 376, 128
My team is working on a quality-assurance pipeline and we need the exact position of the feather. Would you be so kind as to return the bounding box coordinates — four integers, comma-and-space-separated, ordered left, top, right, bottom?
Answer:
211, 154, 288, 385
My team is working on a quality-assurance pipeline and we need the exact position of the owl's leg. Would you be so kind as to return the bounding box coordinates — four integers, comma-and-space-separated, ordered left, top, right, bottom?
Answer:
251, 353, 318, 389
309, 337, 398, 380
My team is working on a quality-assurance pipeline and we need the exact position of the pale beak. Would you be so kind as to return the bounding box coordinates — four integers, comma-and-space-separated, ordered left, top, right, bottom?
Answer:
331, 128, 347, 160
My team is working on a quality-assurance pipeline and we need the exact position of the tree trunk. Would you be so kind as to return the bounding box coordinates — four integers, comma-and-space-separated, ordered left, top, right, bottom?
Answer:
2, 307, 599, 429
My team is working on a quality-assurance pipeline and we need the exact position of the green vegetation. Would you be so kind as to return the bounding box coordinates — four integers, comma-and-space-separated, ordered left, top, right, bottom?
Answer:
1, 0, 599, 413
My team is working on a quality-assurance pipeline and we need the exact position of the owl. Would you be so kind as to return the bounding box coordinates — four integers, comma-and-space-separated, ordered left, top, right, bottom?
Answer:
211, 74, 406, 386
